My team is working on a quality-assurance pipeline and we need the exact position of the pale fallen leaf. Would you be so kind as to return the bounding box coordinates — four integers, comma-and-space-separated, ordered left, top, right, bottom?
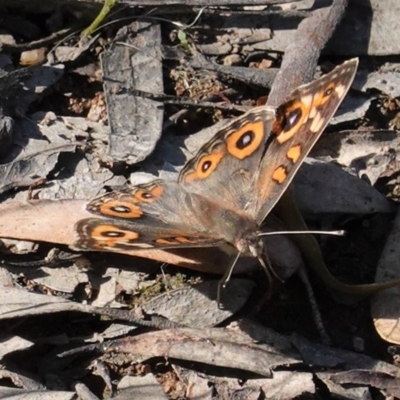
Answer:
0, 199, 302, 277
292, 334, 400, 375
0, 337, 34, 360
356, 69, 400, 98
16, 264, 89, 293
116, 375, 168, 400
249, 372, 315, 400
91, 267, 125, 308
183, 370, 213, 400
0, 387, 74, 399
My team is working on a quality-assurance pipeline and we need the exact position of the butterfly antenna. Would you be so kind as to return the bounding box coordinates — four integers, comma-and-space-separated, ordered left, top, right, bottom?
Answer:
258, 230, 346, 237
217, 250, 242, 308
256, 230, 346, 283
258, 252, 284, 284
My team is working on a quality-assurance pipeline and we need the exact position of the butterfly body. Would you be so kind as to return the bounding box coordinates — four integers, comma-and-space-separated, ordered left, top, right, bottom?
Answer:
75, 59, 359, 265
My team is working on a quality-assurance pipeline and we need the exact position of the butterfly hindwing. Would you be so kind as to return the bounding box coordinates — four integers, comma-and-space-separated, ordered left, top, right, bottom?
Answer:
75, 180, 224, 252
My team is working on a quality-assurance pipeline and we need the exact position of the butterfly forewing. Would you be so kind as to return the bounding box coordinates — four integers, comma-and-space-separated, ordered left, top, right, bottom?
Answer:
249, 58, 359, 223
178, 107, 275, 211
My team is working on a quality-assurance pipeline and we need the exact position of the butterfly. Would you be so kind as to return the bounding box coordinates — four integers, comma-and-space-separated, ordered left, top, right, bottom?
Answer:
74, 59, 358, 273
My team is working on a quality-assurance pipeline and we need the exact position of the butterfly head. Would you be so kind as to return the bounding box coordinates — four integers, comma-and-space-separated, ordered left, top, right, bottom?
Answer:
234, 230, 282, 285
235, 231, 264, 259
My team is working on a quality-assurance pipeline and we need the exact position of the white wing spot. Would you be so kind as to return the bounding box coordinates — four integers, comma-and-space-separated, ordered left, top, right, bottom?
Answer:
309, 106, 318, 119
335, 84, 346, 98
310, 111, 325, 133
125, 243, 153, 248
301, 94, 313, 109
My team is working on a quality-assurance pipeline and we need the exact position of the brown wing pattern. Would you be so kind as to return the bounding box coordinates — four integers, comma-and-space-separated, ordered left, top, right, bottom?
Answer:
74, 180, 225, 252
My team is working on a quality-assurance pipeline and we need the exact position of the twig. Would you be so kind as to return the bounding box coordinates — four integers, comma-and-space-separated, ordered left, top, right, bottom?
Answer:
0, 28, 74, 53
91, 307, 185, 330
115, 87, 249, 113
267, 0, 349, 107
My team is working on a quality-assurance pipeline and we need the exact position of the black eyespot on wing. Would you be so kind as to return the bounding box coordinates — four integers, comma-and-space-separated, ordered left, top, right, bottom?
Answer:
201, 160, 212, 172
111, 205, 131, 213
284, 107, 302, 132
101, 230, 126, 238
236, 130, 255, 149
141, 192, 153, 199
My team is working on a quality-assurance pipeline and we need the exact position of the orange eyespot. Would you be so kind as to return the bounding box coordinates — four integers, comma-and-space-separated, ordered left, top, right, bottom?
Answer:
133, 184, 163, 203
183, 151, 224, 182
323, 83, 335, 98
90, 225, 140, 248
311, 83, 336, 108
284, 108, 302, 131
226, 121, 264, 159
274, 101, 306, 144
97, 201, 143, 218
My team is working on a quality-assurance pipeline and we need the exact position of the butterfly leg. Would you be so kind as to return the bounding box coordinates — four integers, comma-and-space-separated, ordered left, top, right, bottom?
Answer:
217, 251, 243, 309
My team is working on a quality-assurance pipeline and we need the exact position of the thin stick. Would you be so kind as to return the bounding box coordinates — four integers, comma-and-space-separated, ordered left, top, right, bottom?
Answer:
119, 0, 303, 5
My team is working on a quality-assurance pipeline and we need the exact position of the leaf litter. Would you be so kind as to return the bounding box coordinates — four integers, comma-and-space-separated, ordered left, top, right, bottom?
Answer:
0, 1, 399, 399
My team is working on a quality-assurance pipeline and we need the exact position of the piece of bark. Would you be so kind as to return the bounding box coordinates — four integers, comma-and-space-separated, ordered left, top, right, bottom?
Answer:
102, 21, 164, 164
